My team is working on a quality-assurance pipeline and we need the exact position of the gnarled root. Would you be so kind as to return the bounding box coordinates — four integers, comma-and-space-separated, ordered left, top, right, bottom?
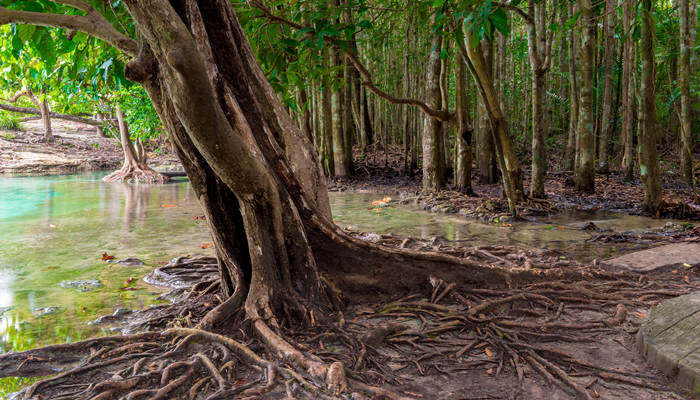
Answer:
103, 163, 170, 184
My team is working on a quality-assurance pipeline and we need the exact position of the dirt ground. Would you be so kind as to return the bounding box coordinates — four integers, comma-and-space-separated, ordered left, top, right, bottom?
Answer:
0, 119, 179, 176
329, 145, 700, 221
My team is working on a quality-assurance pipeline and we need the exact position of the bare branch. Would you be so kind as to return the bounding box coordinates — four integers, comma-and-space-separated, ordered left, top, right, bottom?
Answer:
0, 7, 138, 56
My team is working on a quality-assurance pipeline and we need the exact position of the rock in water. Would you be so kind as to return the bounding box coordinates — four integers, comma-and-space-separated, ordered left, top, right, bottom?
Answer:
637, 292, 700, 398
117, 257, 144, 266
59, 279, 103, 292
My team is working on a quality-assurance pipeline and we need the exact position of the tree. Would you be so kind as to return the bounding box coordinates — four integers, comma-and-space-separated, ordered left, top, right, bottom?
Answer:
597, 0, 616, 173
1, 2, 554, 396
639, 0, 663, 212
422, 24, 446, 191
454, 47, 474, 194
564, 1, 579, 172
574, 0, 596, 193
678, 0, 694, 188
621, 0, 636, 181
102, 104, 168, 183
525, 0, 554, 198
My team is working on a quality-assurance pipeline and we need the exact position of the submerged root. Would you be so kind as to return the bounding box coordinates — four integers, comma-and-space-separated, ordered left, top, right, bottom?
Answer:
103, 163, 170, 184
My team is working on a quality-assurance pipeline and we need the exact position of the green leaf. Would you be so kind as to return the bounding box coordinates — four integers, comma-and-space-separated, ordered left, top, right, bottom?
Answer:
16, 24, 36, 42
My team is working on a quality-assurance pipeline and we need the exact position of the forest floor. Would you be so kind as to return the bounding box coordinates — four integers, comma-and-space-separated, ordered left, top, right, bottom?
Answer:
0, 119, 179, 175
328, 145, 700, 221
6, 237, 698, 399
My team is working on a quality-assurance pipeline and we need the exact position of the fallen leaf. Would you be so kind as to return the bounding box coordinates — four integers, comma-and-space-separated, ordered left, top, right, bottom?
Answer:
683, 275, 691, 284
124, 277, 136, 285
485, 348, 494, 357
682, 263, 691, 267
486, 368, 494, 374
633, 311, 646, 318
101, 252, 115, 261
41, 266, 58, 271
234, 379, 248, 385
382, 196, 392, 203
374, 208, 383, 212
161, 204, 177, 208
594, 389, 600, 398
672, 269, 679, 274
200, 243, 213, 249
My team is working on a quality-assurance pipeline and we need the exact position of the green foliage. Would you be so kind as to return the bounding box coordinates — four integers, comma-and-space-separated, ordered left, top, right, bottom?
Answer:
0, 112, 23, 131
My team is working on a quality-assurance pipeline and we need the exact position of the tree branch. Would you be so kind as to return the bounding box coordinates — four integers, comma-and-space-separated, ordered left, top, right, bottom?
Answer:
0, 103, 104, 126
492, 1, 535, 27
246, 0, 453, 121
0, 7, 137, 56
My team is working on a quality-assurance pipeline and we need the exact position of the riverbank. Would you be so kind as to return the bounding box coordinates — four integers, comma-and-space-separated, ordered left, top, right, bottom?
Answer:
0, 120, 180, 176
328, 146, 700, 221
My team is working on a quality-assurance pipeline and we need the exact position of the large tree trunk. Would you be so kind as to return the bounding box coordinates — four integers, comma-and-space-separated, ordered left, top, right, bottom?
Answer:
575, 0, 596, 193
639, 0, 662, 213
621, 0, 636, 181
679, 0, 695, 188
422, 30, 446, 191
597, 0, 616, 173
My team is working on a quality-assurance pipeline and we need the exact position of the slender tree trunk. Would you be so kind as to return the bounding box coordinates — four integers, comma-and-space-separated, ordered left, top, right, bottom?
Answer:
621, 0, 636, 181
639, 0, 662, 213
476, 40, 498, 184
455, 52, 474, 194
598, 0, 616, 173
528, 0, 549, 198
575, 0, 596, 193
679, 0, 695, 188
39, 98, 53, 143
459, 28, 526, 213
565, 1, 579, 171
298, 87, 313, 143
422, 30, 445, 191
321, 48, 335, 177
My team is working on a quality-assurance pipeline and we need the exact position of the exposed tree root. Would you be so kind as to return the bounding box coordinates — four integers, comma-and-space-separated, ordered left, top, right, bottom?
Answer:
102, 163, 170, 184
1, 246, 696, 399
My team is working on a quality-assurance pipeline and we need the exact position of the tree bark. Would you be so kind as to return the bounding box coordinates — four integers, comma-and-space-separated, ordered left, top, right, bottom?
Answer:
575, 0, 596, 193
598, 0, 616, 173
679, 0, 695, 188
422, 30, 446, 191
621, 0, 636, 181
321, 48, 335, 177
331, 48, 348, 178
639, 0, 662, 213
565, 1, 579, 172
476, 40, 498, 184
455, 51, 474, 194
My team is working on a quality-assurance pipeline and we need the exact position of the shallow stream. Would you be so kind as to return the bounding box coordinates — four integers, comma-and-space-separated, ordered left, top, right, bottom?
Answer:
0, 173, 685, 396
